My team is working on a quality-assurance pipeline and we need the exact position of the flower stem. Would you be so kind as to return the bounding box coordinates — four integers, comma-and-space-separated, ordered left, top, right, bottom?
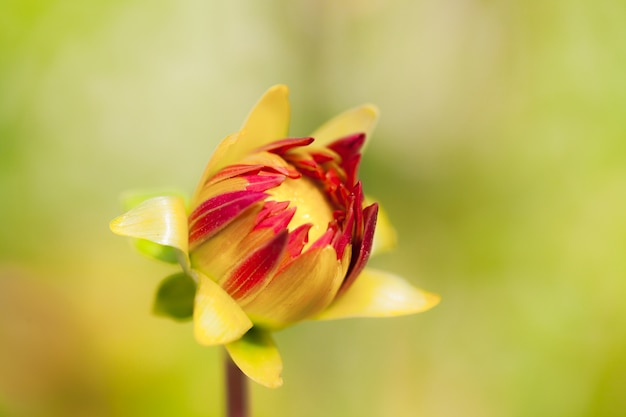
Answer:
225, 353, 249, 417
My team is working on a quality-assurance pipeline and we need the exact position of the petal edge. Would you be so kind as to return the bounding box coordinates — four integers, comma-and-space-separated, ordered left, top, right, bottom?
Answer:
110, 195, 189, 255
315, 268, 440, 320
193, 272, 253, 346
310, 104, 379, 149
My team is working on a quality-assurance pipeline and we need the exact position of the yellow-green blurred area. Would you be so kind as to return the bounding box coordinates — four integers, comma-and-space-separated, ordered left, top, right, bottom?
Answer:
2, 0, 626, 416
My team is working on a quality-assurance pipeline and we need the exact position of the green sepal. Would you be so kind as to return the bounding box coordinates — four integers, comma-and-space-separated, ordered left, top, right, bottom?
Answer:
153, 272, 197, 321
135, 239, 180, 264
225, 327, 283, 388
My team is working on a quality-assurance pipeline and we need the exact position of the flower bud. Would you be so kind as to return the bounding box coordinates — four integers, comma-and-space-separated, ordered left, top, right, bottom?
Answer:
188, 133, 377, 329
110, 85, 439, 387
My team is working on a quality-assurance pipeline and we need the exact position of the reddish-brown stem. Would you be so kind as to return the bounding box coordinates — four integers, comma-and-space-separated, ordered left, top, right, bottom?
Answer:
225, 353, 249, 417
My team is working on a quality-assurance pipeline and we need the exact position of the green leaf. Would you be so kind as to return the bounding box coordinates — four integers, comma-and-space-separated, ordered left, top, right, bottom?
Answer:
135, 239, 180, 264
153, 272, 197, 321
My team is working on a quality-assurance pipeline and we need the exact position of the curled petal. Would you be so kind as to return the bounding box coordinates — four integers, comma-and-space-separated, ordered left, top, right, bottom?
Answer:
368, 199, 397, 255
340, 202, 378, 295
193, 272, 253, 346
315, 268, 440, 320
310, 104, 379, 150
188, 191, 267, 249
110, 195, 189, 256
225, 328, 283, 388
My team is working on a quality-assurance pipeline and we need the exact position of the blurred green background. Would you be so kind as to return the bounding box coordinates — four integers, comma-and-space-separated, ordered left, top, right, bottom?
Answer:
2, 0, 626, 416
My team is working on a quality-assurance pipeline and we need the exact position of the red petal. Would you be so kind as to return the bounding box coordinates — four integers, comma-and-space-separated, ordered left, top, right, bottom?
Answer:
310, 151, 335, 164
308, 227, 335, 252
285, 223, 312, 259
208, 164, 264, 185
256, 137, 315, 155
243, 173, 285, 192
189, 191, 267, 248
266, 164, 301, 179
341, 153, 362, 188
332, 196, 355, 259
290, 157, 324, 180
327, 133, 365, 162
255, 206, 296, 233
338, 203, 378, 295
222, 229, 289, 301
255, 201, 289, 226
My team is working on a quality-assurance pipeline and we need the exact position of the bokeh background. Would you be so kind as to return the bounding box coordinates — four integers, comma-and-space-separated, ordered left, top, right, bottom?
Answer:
2, 0, 626, 416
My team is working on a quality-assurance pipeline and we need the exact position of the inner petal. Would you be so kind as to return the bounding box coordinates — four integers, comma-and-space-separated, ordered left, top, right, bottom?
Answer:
266, 176, 334, 246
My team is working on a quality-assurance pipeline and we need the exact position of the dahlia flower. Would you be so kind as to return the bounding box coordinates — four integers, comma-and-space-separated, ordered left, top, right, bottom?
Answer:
110, 85, 439, 388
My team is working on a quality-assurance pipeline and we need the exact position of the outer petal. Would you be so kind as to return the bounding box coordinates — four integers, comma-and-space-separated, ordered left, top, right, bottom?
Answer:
310, 104, 379, 149
110, 196, 189, 256
197, 85, 291, 186
315, 268, 440, 320
194, 272, 253, 346
225, 328, 283, 388
243, 246, 343, 329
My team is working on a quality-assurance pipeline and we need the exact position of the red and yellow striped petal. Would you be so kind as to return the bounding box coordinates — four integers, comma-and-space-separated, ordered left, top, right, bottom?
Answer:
243, 246, 343, 329
221, 230, 288, 303
315, 268, 440, 320
188, 191, 268, 249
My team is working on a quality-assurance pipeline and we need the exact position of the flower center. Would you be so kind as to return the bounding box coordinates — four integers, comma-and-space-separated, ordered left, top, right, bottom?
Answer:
266, 176, 335, 246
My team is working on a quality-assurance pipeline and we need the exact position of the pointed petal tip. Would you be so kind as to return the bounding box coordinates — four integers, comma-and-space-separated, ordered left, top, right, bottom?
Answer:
362, 103, 379, 118
109, 216, 123, 234
422, 290, 442, 311
268, 84, 289, 97
315, 268, 440, 320
254, 373, 284, 389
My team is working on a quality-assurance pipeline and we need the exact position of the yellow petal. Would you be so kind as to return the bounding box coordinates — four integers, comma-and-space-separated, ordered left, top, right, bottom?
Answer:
196, 85, 291, 191
110, 196, 189, 255
225, 328, 283, 388
367, 199, 397, 255
243, 246, 343, 329
310, 104, 379, 149
315, 268, 440, 320
239, 84, 290, 147
193, 272, 253, 345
